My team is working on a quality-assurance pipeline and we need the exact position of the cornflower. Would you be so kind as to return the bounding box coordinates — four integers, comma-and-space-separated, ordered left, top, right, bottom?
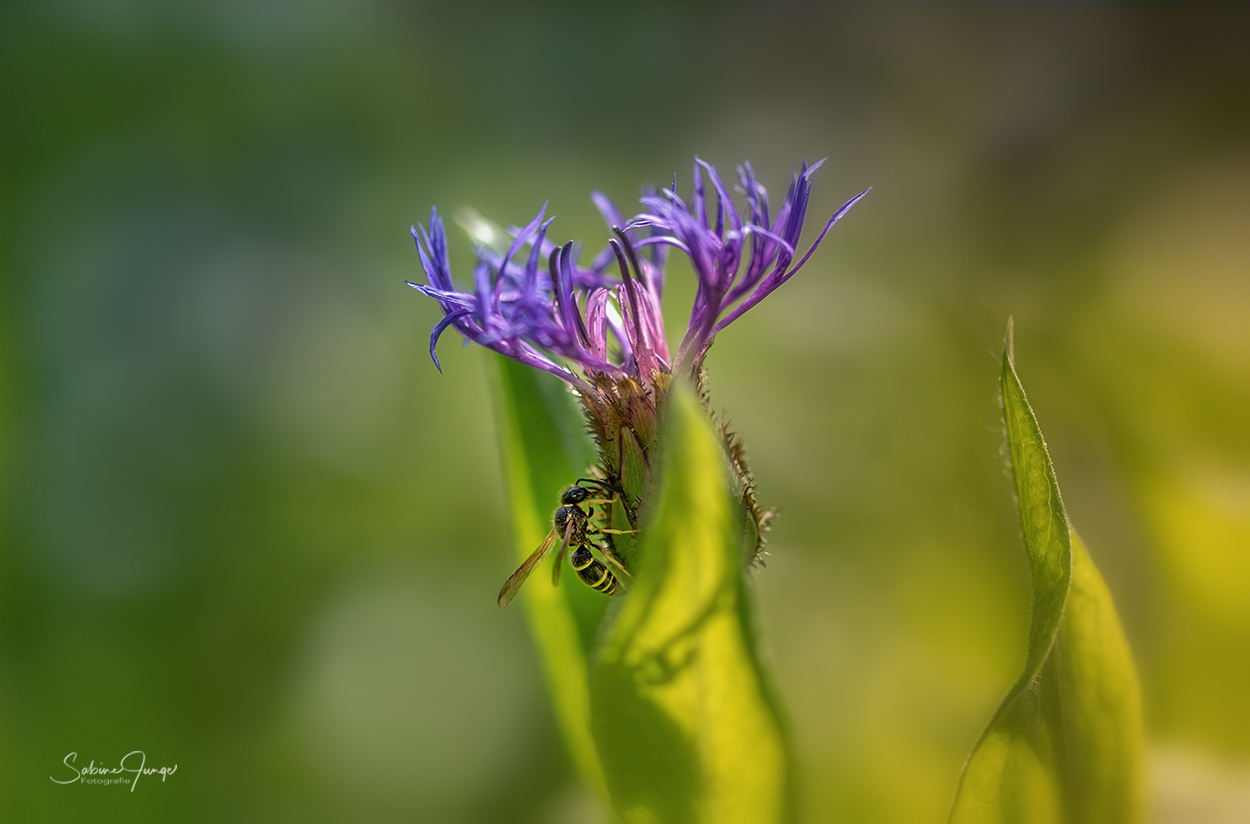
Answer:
408, 158, 867, 553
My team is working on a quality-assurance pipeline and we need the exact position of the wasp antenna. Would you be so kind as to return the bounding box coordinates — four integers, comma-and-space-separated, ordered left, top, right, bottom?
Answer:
576, 477, 620, 493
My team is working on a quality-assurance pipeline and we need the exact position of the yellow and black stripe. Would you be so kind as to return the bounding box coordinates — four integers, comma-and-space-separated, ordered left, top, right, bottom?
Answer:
570, 546, 620, 596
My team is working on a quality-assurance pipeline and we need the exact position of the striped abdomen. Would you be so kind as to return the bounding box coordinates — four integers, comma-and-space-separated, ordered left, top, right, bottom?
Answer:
570, 545, 620, 596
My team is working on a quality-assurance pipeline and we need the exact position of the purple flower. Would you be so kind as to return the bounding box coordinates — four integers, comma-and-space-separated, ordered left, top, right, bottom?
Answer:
408, 158, 867, 395
410, 157, 865, 553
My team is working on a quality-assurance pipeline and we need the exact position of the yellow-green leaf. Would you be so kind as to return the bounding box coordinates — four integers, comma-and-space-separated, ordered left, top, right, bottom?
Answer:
489, 355, 607, 796
589, 381, 793, 824
949, 321, 1145, 824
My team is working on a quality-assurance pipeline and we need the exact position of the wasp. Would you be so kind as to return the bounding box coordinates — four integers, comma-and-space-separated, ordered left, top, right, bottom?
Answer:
497, 480, 633, 608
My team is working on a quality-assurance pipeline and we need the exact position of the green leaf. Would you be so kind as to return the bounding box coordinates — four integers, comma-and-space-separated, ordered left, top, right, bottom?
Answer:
949, 321, 1145, 824
488, 355, 607, 796
589, 381, 793, 824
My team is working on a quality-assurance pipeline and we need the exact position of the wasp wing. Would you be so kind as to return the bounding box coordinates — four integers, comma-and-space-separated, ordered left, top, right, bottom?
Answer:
551, 518, 576, 588
498, 529, 560, 609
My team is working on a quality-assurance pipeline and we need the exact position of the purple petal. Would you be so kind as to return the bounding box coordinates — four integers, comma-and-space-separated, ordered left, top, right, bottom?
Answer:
584, 287, 612, 362
712, 186, 869, 335
692, 158, 707, 229
592, 191, 627, 233
632, 235, 691, 255
523, 216, 557, 297
784, 186, 869, 278
428, 309, 473, 372
560, 244, 592, 349
696, 158, 742, 237
405, 281, 475, 308
499, 203, 549, 278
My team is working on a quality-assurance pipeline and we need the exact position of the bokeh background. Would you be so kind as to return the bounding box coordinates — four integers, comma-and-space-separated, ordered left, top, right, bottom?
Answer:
3, 3, 1248, 822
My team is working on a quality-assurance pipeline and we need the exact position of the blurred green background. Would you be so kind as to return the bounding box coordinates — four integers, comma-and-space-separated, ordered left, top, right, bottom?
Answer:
2, 3, 1248, 822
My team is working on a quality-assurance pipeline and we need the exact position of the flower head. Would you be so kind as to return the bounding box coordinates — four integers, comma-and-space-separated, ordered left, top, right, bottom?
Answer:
408, 158, 866, 540
408, 158, 867, 393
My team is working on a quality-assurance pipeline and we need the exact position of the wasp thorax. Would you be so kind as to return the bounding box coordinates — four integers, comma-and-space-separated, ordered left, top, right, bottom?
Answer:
554, 502, 589, 545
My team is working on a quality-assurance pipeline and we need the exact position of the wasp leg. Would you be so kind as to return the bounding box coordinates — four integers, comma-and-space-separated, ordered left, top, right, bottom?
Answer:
596, 545, 633, 580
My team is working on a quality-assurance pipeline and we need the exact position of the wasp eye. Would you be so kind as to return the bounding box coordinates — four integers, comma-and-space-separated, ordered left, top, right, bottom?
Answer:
563, 486, 589, 504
